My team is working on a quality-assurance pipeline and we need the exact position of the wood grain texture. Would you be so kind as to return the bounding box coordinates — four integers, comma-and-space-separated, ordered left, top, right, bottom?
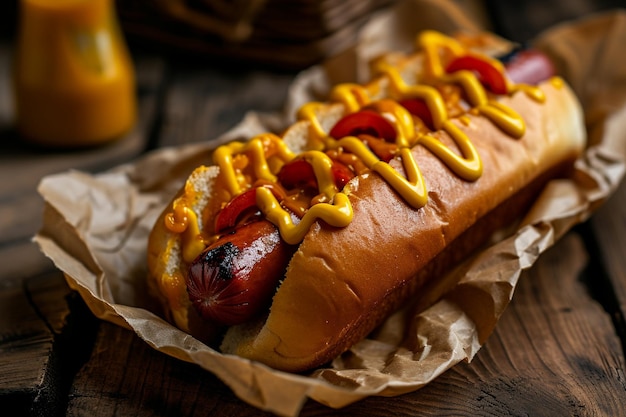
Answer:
155, 65, 295, 148
0, 240, 55, 282
66, 323, 265, 417
443, 232, 626, 416
63, 232, 626, 416
0, 272, 98, 417
589, 177, 626, 321
0, 41, 165, 416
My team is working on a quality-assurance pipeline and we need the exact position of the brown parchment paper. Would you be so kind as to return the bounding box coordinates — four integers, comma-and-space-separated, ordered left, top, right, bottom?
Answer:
34, 1, 626, 416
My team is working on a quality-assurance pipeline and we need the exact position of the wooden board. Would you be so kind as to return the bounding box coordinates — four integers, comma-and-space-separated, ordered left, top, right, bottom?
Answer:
589, 176, 626, 350
0, 43, 167, 416
0, 272, 98, 417
155, 65, 295, 148
58, 231, 626, 416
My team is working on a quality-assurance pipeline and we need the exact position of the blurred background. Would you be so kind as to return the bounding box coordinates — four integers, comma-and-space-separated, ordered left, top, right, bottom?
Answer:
1, 0, 623, 70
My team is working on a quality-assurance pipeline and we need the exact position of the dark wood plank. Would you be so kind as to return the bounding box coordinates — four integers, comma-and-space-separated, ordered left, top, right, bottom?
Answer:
0, 40, 165, 417
66, 322, 269, 417
0, 240, 56, 282
0, 272, 98, 416
0, 275, 56, 401
65, 231, 626, 416
155, 64, 296, 148
433, 232, 626, 416
588, 176, 626, 342
0, 191, 43, 247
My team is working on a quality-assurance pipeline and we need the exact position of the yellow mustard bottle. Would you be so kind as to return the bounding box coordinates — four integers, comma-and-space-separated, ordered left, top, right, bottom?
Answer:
12, 0, 136, 147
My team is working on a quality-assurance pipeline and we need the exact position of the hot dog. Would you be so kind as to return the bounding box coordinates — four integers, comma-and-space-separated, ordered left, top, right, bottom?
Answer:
147, 30, 586, 372
187, 219, 297, 326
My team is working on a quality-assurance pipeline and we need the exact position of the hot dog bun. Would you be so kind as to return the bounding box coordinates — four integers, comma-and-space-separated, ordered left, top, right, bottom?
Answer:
147, 165, 222, 343
147, 30, 586, 371
222, 79, 584, 371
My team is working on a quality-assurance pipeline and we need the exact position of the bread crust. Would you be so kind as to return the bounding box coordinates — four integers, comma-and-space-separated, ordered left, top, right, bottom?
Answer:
147, 165, 223, 344
225, 80, 585, 371
147, 33, 586, 372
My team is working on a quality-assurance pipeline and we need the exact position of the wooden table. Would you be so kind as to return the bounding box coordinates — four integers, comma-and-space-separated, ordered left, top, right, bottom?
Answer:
2, 3, 626, 416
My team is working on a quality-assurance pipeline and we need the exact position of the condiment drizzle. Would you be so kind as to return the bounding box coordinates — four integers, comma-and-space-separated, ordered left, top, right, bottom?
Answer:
166, 31, 552, 254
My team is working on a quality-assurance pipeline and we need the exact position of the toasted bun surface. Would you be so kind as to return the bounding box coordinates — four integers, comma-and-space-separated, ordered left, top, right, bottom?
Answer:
147, 31, 586, 372
222, 80, 585, 371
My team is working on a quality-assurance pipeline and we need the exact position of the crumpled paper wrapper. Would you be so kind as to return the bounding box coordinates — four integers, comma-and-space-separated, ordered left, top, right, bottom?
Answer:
34, 0, 626, 416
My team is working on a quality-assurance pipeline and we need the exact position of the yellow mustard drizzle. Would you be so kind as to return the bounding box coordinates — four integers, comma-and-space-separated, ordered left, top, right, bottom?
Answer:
166, 193, 208, 263
165, 31, 551, 252
257, 187, 353, 245
213, 133, 295, 197
365, 99, 415, 148
420, 121, 483, 181
416, 31, 527, 139
550, 76, 564, 89
372, 63, 483, 180
418, 30, 466, 77
296, 102, 328, 150
161, 268, 202, 332
377, 65, 448, 130
300, 151, 340, 200
330, 83, 371, 112
372, 148, 428, 208
511, 84, 546, 102
325, 135, 380, 167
